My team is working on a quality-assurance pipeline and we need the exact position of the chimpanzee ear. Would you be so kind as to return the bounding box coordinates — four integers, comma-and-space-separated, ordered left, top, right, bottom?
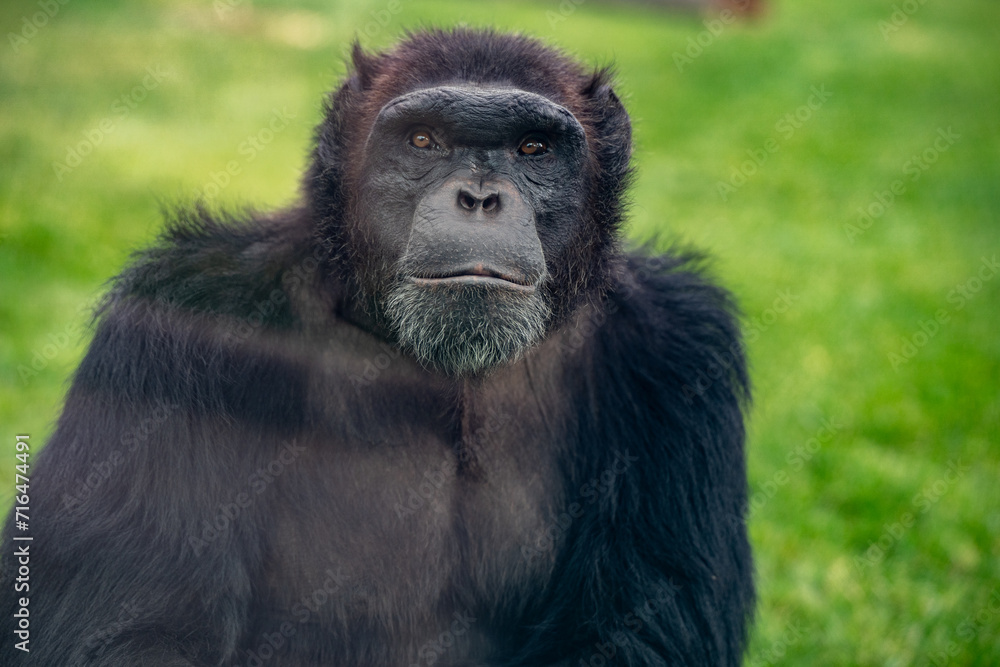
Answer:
305, 41, 379, 206
581, 67, 633, 180
309, 40, 381, 176
349, 39, 380, 92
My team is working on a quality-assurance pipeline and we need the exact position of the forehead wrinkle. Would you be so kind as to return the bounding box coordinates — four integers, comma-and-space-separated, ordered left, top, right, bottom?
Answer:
370, 85, 583, 147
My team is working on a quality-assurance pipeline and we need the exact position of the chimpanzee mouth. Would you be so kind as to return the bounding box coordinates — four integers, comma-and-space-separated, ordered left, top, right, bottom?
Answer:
411, 264, 536, 291
385, 270, 551, 376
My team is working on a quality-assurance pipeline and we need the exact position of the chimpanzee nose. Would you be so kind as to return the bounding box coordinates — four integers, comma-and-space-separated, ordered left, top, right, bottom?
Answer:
457, 187, 501, 213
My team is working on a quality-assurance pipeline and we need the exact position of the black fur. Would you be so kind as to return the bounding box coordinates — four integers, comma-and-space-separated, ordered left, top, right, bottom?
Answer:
1, 28, 752, 666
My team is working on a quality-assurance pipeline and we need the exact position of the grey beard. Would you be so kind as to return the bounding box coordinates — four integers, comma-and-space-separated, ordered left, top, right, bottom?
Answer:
384, 280, 551, 376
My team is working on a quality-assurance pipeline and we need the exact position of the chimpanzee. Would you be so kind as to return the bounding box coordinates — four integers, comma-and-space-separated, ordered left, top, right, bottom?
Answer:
1, 28, 753, 666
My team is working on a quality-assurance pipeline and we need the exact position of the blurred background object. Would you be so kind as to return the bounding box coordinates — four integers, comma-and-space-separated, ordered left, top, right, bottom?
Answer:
627, 0, 764, 17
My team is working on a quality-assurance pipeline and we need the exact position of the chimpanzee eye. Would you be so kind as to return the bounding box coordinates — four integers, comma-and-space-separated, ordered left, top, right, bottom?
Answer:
518, 136, 549, 156
410, 129, 434, 149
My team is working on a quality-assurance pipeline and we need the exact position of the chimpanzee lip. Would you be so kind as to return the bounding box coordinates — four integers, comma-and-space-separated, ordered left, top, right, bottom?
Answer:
411, 264, 535, 290
411, 275, 536, 293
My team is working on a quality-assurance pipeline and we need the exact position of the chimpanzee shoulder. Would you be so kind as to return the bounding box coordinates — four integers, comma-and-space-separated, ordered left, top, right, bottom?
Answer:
73, 207, 315, 426
101, 205, 311, 326
606, 250, 750, 408
527, 249, 754, 665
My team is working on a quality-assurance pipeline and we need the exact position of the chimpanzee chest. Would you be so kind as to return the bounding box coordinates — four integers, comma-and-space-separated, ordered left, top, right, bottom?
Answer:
252, 342, 569, 664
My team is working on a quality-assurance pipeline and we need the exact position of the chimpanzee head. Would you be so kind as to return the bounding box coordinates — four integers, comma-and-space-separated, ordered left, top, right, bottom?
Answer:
306, 29, 632, 375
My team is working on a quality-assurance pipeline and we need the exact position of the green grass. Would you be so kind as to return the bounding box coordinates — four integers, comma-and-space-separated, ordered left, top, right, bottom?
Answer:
1, 0, 998, 663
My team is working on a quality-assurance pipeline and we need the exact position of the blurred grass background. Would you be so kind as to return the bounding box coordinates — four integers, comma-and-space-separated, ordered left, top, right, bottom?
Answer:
1, 0, 998, 664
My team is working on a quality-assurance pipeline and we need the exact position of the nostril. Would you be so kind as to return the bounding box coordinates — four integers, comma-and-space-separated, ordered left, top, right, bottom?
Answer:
482, 194, 500, 212
458, 192, 477, 211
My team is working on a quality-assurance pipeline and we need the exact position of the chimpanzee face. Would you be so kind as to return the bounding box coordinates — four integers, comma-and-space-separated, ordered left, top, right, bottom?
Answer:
355, 85, 589, 375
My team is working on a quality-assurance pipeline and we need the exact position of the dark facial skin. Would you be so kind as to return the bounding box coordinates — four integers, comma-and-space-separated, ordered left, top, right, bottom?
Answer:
354, 86, 589, 375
